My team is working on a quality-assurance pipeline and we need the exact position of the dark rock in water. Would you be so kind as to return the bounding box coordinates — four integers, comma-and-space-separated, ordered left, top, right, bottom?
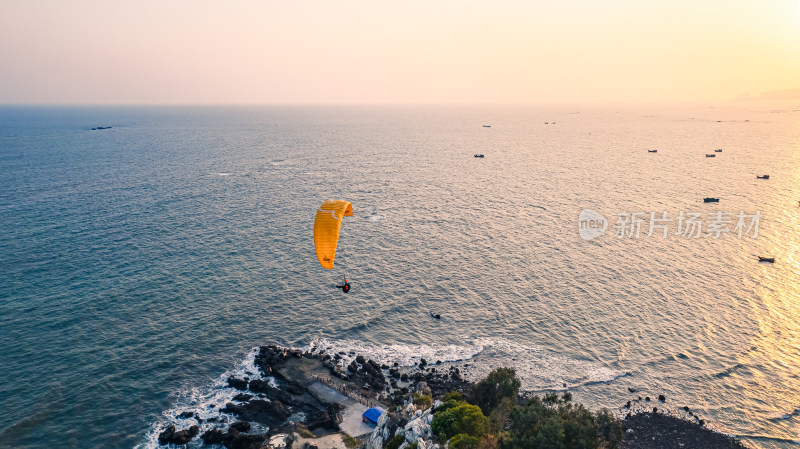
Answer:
230, 421, 251, 432
393, 362, 399, 367
381, 364, 389, 370
658, 394, 666, 402
228, 377, 249, 390
233, 393, 253, 402
684, 406, 690, 412
202, 428, 225, 445
436, 360, 442, 365
356, 355, 366, 364
158, 424, 199, 445
158, 425, 176, 445
229, 433, 268, 449
221, 400, 290, 426
698, 419, 705, 426
645, 396, 651, 401
420, 358, 427, 367
628, 387, 638, 393
400, 373, 409, 381
653, 407, 658, 414
178, 411, 194, 419
625, 401, 631, 408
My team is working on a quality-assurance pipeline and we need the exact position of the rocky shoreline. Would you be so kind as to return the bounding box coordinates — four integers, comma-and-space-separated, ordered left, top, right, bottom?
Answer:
155, 344, 748, 449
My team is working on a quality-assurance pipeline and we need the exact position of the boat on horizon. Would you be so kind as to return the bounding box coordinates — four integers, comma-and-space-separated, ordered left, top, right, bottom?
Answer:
757, 175, 770, 179
715, 149, 722, 152
758, 256, 775, 263
474, 154, 485, 158
482, 125, 491, 128
648, 150, 658, 153
706, 154, 716, 157
703, 197, 720, 203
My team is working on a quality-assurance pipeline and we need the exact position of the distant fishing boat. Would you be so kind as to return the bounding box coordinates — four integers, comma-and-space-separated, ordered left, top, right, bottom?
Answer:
715, 149, 722, 152
703, 197, 720, 203
758, 256, 775, 263
757, 175, 770, 179
482, 125, 491, 128
648, 150, 658, 153
474, 154, 485, 158
705, 154, 716, 157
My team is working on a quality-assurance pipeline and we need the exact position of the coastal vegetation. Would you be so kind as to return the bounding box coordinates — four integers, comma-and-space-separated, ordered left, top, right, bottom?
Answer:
430, 368, 623, 449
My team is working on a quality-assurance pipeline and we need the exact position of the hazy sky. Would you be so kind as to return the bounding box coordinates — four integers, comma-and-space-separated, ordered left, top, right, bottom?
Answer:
1, 0, 798, 104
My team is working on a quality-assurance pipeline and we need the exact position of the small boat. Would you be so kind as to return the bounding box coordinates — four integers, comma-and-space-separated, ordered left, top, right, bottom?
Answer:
758, 256, 775, 263
648, 150, 658, 153
757, 175, 770, 179
715, 149, 722, 152
706, 154, 716, 157
545, 122, 549, 124
482, 125, 491, 128
474, 154, 485, 158
430, 312, 441, 320
703, 197, 720, 203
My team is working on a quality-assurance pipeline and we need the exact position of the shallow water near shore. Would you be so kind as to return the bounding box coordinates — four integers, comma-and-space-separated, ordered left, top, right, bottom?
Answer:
1, 104, 800, 448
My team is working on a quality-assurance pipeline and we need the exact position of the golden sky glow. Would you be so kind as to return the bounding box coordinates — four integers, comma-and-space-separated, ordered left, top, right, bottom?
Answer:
1, 0, 798, 104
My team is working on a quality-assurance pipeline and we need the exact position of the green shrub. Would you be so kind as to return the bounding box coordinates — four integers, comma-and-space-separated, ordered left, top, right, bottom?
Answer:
384, 434, 405, 449
470, 368, 521, 415
595, 409, 622, 449
342, 434, 360, 449
450, 433, 480, 449
444, 391, 464, 402
431, 400, 488, 440
407, 443, 418, 449
413, 392, 433, 409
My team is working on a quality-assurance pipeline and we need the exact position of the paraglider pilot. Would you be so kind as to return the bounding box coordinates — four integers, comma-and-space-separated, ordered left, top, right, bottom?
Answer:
336, 276, 350, 293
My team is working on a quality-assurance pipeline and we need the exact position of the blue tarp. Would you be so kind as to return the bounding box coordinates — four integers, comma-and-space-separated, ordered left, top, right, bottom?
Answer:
362, 407, 385, 426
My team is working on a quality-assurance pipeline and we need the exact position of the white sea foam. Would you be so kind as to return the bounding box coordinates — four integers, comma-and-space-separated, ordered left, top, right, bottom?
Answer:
464, 338, 627, 391
308, 337, 623, 392
214, 172, 233, 176
308, 337, 483, 368
137, 347, 274, 449
366, 214, 385, 222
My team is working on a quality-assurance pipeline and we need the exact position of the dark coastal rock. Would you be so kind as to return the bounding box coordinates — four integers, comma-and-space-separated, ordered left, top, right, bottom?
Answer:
228, 377, 249, 390
230, 421, 251, 432
658, 394, 666, 402
202, 428, 226, 445
178, 411, 194, 419
628, 387, 638, 393
622, 412, 745, 449
158, 424, 199, 445
228, 433, 268, 449
400, 373, 409, 381
645, 397, 651, 401
254, 345, 301, 376
221, 400, 290, 426
356, 355, 366, 364
233, 393, 253, 402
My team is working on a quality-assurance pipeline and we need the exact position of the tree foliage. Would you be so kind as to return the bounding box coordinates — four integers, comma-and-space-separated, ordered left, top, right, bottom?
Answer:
470, 368, 521, 415
431, 400, 488, 440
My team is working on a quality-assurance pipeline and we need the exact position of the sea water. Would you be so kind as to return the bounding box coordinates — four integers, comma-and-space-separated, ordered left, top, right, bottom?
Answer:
1, 104, 799, 448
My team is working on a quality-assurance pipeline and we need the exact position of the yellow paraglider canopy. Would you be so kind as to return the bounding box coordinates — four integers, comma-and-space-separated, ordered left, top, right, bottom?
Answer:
314, 200, 353, 269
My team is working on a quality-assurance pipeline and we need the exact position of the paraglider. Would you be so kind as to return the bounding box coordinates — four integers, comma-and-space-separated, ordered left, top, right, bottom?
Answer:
314, 200, 353, 292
